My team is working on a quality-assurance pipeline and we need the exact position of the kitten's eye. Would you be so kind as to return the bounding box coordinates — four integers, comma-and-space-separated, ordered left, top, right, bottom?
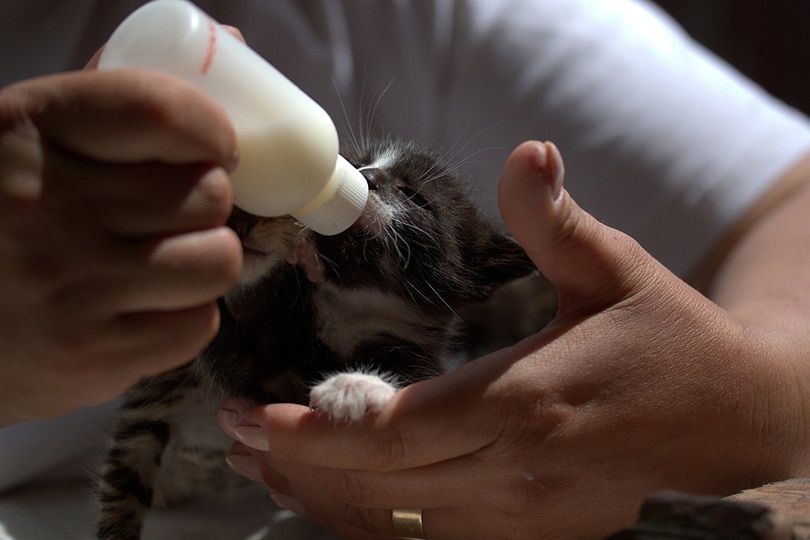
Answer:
397, 185, 431, 210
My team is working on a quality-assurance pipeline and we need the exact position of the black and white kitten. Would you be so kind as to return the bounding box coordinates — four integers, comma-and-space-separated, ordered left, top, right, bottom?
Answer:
95, 138, 546, 539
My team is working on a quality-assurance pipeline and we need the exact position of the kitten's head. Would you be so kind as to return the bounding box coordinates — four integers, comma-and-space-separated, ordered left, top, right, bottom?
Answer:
315, 138, 534, 309
227, 138, 535, 310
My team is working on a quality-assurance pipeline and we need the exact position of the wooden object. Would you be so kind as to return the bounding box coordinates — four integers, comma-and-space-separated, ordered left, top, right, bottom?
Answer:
607, 479, 810, 539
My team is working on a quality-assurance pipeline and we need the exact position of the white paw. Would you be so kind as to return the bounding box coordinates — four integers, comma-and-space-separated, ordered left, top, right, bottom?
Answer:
309, 372, 397, 422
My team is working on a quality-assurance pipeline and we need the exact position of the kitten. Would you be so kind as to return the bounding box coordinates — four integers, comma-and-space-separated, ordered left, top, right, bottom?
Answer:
95, 138, 547, 539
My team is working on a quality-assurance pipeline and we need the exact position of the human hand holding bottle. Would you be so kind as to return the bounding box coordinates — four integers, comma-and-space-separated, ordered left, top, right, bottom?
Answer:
0, 66, 242, 427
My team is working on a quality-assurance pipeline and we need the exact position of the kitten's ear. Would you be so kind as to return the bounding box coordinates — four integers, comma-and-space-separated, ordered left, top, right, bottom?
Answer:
466, 230, 537, 297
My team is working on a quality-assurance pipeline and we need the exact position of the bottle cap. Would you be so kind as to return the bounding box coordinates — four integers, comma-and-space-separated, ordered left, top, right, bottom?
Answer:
292, 155, 369, 235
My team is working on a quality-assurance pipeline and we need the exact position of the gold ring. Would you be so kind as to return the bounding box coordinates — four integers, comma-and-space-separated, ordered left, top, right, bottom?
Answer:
392, 508, 425, 539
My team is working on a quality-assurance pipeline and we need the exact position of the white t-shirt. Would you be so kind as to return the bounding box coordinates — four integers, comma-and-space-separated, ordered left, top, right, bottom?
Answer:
1, 0, 810, 491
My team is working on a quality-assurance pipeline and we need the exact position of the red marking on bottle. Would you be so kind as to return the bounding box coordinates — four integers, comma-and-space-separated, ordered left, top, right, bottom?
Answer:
200, 17, 216, 75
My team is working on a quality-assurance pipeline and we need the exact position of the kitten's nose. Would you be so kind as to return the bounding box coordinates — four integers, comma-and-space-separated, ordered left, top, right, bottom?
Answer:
227, 206, 258, 239
360, 168, 381, 190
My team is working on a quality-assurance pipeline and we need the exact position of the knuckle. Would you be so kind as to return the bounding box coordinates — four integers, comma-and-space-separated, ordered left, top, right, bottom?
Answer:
552, 196, 586, 252
326, 470, 371, 506
135, 74, 202, 123
342, 504, 389, 535
196, 166, 234, 223
130, 74, 235, 163
126, 76, 186, 130
519, 393, 569, 441
364, 427, 407, 471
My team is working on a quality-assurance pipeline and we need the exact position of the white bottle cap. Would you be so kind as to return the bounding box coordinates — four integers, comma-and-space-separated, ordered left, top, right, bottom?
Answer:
291, 155, 369, 236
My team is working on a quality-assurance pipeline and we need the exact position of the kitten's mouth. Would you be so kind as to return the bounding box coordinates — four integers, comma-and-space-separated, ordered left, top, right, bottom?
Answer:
239, 240, 274, 263
237, 242, 294, 286
240, 246, 272, 278
240, 241, 282, 270
347, 195, 387, 236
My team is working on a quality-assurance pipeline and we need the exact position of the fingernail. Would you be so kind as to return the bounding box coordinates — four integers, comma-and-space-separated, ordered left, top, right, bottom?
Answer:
218, 407, 239, 434
234, 424, 271, 451
225, 454, 264, 483
543, 141, 565, 201
271, 493, 307, 516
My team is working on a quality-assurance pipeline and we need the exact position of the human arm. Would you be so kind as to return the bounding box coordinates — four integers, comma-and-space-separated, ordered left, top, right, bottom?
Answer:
697, 150, 810, 333
0, 68, 241, 427
217, 141, 810, 539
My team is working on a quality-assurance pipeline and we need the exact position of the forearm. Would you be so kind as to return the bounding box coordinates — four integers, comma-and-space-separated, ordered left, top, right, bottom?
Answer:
709, 153, 810, 308
703, 152, 810, 477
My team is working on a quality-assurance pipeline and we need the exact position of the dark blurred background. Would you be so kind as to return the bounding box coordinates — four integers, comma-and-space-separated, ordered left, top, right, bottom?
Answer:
653, 0, 809, 115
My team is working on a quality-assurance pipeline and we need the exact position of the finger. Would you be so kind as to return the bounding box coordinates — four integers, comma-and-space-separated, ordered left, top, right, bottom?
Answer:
43, 150, 234, 237
225, 442, 288, 487
10, 69, 237, 167
108, 303, 222, 374
229, 348, 517, 470
8, 207, 240, 322
63, 227, 241, 316
262, 454, 552, 540
37, 302, 222, 407
265, 484, 485, 540
121, 227, 242, 311
312, 507, 479, 540
498, 140, 656, 313
259, 451, 500, 511
98, 165, 234, 236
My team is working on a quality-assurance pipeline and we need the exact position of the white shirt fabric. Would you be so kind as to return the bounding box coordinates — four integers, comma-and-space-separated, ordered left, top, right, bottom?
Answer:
1, 0, 810, 492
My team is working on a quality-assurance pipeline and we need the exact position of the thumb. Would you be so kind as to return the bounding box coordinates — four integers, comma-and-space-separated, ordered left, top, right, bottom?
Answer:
498, 140, 655, 314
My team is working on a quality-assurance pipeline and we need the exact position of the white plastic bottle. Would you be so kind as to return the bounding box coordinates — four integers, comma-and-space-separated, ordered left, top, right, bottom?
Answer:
98, 0, 368, 235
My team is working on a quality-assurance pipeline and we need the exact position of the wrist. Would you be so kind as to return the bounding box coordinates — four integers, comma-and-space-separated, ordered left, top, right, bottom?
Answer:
727, 309, 810, 480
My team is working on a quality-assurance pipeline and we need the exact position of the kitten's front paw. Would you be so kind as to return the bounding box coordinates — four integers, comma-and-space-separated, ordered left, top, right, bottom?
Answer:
309, 372, 397, 422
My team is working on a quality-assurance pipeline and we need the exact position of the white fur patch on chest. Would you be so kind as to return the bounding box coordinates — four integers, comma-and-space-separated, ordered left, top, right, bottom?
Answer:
313, 284, 430, 358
